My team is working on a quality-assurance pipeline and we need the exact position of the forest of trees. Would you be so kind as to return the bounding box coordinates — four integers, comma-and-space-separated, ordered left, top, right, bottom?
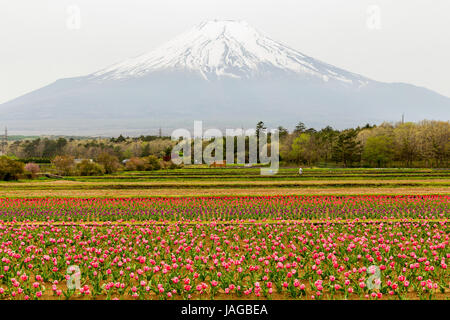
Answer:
2, 120, 449, 169
277, 120, 449, 168
6, 135, 174, 162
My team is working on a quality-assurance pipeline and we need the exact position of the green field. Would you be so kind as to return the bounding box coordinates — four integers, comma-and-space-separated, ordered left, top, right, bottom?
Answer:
1, 167, 449, 198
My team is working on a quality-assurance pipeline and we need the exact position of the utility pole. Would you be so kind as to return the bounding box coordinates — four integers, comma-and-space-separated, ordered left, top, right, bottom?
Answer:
402, 113, 405, 124
159, 127, 162, 138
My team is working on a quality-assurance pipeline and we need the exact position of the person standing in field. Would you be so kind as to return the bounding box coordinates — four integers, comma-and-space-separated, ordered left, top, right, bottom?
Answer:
299, 168, 303, 175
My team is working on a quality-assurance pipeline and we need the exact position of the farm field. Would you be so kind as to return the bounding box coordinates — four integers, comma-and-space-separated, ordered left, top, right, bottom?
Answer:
33, 167, 450, 181
0, 168, 449, 197
0, 168, 448, 300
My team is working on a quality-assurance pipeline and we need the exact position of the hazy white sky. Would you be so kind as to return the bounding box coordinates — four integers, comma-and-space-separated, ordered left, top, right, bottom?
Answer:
0, 0, 449, 104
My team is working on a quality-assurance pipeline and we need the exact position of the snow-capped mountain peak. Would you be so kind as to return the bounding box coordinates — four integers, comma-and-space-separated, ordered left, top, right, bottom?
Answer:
91, 19, 369, 85
2, 20, 449, 135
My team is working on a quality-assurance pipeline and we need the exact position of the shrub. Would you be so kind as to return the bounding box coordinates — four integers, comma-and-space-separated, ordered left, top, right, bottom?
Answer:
146, 155, 161, 171
0, 156, 25, 181
125, 157, 147, 171
97, 152, 121, 174
24, 162, 40, 178
161, 160, 183, 170
76, 160, 105, 176
52, 156, 75, 176
169, 161, 182, 169
124, 156, 164, 171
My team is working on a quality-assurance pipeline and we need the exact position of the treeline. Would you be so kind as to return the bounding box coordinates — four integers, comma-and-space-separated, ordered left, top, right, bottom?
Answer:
3, 120, 449, 170
1, 135, 178, 179
0, 153, 183, 180
278, 120, 449, 167
50, 154, 180, 177
7, 135, 174, 161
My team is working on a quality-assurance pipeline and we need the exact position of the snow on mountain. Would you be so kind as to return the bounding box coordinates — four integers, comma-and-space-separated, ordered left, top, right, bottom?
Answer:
91, 20, 369, 86
1, 19, 449, 135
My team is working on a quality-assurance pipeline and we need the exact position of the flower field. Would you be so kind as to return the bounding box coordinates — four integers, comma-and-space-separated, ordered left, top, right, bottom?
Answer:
0, 195, 448, 300
0, 195, 448, 222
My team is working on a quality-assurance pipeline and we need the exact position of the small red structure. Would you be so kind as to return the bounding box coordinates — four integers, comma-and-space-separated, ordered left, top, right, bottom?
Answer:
209, 160, 227, 168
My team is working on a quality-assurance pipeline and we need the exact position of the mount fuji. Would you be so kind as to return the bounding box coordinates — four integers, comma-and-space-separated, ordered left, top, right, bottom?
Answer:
1, 20, 449, 135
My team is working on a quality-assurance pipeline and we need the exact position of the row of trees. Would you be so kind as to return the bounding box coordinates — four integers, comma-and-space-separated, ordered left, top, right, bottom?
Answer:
2, 120, 449, 169
0, 152, 183, 180
51, 154, 180, 176
278, 120, 449, 167
163, 120, 448, 168
7, 136, 174, 162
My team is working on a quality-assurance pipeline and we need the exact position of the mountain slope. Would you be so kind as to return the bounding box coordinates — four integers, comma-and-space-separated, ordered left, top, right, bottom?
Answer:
90, 20, 369, 86
1, 20, 449, 135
